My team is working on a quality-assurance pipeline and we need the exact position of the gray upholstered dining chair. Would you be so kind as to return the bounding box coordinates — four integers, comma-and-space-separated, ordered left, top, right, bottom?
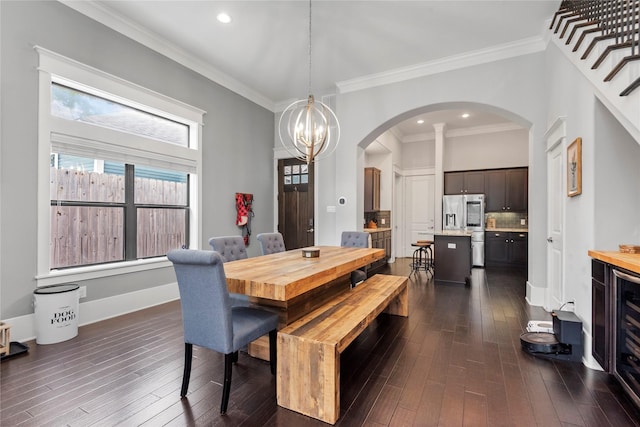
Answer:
208, 235, 250, 307
167, 249, 278, 415
256, 232, 286, 255
341, 231, 371, 287
208, 235, 248, 262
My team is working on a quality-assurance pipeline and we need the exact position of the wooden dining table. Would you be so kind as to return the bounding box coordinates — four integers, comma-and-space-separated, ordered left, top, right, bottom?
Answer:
223, 245, 385, 359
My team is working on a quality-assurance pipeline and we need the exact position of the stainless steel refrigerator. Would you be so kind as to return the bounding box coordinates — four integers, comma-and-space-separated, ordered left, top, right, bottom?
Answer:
442, 194, 485, 267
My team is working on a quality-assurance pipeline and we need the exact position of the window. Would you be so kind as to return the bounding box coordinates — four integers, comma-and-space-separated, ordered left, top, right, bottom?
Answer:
37, 47, 204, 283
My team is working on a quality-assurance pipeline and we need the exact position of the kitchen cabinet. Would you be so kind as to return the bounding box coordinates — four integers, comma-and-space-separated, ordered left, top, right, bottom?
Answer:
444, 170, 485, 194
591, 259, 610, 371
364, 167, 381, 212
368, 229, 391, 271
485, 231, 527, 267
485, 168, 528, 212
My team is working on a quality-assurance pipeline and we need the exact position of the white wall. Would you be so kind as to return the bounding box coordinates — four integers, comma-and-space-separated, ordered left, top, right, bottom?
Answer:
444, 129, 529, 171
544, 42, 640, 367
593, 100, 640, 249
398, 128, 528, 172
322, 53, 548, 292
401, 139, 436, 170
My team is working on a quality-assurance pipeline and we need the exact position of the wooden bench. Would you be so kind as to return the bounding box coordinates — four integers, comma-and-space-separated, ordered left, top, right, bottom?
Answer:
276, 274, 408, 424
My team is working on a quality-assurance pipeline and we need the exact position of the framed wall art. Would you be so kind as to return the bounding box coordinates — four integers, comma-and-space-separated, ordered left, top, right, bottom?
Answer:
567, 137, 582, 197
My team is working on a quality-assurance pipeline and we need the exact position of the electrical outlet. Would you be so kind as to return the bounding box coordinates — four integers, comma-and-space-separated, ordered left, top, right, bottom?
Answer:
520, 218, 526, 225
381, 218, 386, 225
79, 286, 87, 298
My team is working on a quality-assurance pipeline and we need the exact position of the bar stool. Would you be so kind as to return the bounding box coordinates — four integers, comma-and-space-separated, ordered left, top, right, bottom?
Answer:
410, 241, 433, 276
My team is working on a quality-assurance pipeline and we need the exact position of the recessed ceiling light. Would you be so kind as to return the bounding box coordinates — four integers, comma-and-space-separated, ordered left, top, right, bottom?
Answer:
417, 119, 424, 124
461, 113, 470, 119
217, 13, 232, 24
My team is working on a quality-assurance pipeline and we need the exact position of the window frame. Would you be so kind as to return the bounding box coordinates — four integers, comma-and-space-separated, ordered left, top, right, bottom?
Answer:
36, 46, 204, 286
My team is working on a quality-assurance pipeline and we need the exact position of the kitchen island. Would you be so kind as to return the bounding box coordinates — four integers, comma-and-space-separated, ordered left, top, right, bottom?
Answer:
434, 231, 472, 285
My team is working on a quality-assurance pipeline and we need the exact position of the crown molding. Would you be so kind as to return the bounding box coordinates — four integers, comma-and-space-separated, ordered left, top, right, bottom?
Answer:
59, 0, 275, 111
337, 36, 546, 95
401, 122, 523, 143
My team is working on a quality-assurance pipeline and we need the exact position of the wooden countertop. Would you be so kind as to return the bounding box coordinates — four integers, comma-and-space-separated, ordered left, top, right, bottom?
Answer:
588, 250, 640, 275
364, 227, 392, 232
485, 228, 528, 233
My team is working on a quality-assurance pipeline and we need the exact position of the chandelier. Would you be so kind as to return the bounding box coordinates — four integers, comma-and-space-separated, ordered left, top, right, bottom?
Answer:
278, 0, 340, 164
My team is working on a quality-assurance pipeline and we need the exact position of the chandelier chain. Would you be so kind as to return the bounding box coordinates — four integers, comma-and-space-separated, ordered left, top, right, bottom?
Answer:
308, 0, 312, 96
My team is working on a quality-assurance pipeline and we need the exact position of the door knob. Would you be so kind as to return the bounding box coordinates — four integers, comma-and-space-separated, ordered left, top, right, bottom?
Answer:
307, 228, 314, 233
547, 237, 553, 242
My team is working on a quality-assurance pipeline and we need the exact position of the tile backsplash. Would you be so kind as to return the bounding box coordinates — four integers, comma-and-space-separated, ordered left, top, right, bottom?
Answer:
485, 212, 527, 229
364, 210, 391, 228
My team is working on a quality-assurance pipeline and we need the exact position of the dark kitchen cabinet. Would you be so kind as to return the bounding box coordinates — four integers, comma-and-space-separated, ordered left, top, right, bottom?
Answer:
369, 229, 391, 271
485, 168, 527, 212
506, 168, 528, 211
364, 167, 380, 212
485, 231, 527, 267
591, 259, 610, 371
485, 232, 509, 264
444, 170, 485, 194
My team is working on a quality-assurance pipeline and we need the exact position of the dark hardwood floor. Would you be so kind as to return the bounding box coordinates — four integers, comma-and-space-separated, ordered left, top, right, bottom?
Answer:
2, 259, 639, 426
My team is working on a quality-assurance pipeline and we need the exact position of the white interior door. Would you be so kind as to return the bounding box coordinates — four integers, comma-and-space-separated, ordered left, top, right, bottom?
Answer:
547, 140, 564, 311
404, 175, 435, 257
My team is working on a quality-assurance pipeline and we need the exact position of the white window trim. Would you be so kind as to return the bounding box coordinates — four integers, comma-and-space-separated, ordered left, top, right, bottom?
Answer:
36, 46, 204, 285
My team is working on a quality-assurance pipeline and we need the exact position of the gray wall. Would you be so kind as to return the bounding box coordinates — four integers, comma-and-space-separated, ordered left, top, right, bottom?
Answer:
0, 1, 274, 319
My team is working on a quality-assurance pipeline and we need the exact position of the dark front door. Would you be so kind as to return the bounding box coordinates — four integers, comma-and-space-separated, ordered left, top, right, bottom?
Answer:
278, 158, 314, 250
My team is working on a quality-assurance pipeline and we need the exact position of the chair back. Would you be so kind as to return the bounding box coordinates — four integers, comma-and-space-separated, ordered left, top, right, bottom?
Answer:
208, 236, 247, 262
256, 232, 286, 255
167, 249, 233, 354
341, 231, 371, 248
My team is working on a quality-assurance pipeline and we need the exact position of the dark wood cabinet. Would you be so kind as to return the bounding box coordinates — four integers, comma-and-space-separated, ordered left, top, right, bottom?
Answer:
506, 168, 528, 212
485, 168, 528, 212
485, 232, 509, 264
509, 232, 528, 265
369, 229, 391, 271
364, 167, 380, 212
444, 170, 485, 194
591, 259, 610, 371
485, 171, 506, 212
485, 231, 527, 267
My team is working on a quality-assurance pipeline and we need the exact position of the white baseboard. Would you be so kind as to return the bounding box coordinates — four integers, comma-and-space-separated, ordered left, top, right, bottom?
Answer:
3, 282, 179, 343
581, 329, 604, 371
525, 280, 546, 306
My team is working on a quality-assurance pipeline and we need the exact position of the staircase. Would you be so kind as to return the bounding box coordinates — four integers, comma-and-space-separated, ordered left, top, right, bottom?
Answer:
550, 0, 640, 141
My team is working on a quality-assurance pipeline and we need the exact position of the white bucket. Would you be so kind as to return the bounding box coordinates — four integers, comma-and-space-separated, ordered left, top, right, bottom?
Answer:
33, 284, 79, 345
